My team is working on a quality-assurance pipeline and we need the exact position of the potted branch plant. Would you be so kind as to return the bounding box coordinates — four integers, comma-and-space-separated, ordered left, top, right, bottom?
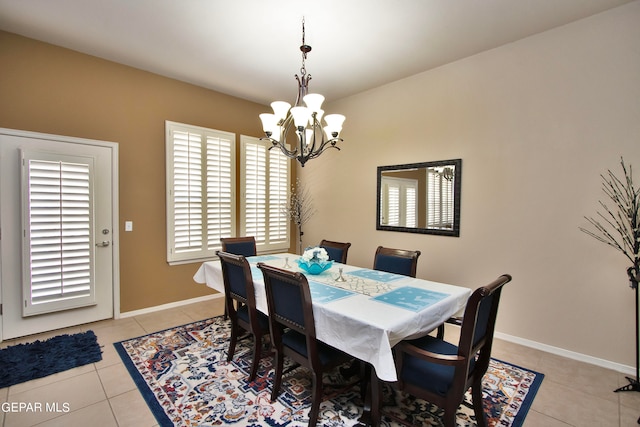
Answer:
580, 157, 639, 395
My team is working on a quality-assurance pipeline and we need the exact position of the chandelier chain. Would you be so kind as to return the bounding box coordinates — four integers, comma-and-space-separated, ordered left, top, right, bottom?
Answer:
300, 17, 310, 77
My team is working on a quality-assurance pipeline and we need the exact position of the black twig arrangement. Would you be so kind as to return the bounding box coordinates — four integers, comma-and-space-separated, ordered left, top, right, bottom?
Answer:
580, 157, 640, 288
580, 157, 640, 395
282, 178, 317, 254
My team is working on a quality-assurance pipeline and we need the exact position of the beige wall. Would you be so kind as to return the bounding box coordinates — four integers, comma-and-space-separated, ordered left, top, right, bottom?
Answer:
0, 30, 284, 312
301, 2, 640, 369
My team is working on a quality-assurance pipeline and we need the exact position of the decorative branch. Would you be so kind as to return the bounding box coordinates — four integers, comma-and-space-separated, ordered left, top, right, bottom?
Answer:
580, 157, 640, 288
282, 178, 317, 253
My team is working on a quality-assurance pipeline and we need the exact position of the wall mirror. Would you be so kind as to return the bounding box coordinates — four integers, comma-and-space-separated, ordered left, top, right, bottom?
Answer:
377, 159, 461, 237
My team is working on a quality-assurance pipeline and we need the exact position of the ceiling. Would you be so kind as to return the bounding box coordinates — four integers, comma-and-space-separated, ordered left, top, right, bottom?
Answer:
0, 0, 633, 106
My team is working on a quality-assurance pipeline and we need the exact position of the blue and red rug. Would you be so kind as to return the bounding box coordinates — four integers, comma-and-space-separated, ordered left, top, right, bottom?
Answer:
114, 316, 543, 426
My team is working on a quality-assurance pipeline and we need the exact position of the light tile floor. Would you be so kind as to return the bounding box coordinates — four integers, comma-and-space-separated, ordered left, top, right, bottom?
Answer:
1, 296, 639, 426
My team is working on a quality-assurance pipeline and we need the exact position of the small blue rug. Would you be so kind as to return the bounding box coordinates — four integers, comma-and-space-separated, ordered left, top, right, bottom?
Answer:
0, 331, 102, 389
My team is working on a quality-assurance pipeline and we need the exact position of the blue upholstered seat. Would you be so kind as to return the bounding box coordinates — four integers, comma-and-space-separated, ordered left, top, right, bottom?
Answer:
400, 335, 476, 397
237, 304, 269, 330
281, 329, 349, 365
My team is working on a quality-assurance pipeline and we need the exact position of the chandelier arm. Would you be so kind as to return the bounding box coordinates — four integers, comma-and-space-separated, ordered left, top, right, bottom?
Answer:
306, 140, 342, 160
262, 137, 299, 158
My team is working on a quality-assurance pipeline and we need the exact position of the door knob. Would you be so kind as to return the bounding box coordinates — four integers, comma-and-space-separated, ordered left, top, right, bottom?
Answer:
96, 241, 110, 247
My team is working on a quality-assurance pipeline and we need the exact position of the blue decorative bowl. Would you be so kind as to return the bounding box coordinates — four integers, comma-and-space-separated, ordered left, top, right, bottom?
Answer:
297, 259, 333, 275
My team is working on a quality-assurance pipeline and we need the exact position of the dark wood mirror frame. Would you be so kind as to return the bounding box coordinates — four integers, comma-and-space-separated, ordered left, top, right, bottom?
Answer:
376, 159, 461, 237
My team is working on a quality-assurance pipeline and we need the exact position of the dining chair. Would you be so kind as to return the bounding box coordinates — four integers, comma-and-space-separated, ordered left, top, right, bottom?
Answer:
257, 262, 354, 427
319, 239, 351, 264
373, 246, 421, 277
220, 236, 257, 257
217, 251, 270, 381
380, 274, 512, 427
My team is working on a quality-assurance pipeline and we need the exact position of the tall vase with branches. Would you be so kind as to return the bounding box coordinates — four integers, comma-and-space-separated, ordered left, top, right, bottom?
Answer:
283, 178, 317, 254
580, 157, 640, 394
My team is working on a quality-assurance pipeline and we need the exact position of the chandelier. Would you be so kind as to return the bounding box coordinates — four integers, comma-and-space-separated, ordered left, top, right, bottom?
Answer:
259, 19, 345, 167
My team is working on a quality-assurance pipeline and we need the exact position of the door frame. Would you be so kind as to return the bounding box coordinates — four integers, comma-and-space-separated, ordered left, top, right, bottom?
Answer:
0, 128, 120, 342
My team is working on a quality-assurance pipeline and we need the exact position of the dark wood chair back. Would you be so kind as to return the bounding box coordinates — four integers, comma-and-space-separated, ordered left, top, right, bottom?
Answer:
217, 251, 269, 381
319, 239, 352, 264
220, 236, 257, 257
373, 245, 421, 277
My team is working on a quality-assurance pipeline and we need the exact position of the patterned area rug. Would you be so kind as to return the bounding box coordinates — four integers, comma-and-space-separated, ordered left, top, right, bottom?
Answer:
114, 317, 543, 427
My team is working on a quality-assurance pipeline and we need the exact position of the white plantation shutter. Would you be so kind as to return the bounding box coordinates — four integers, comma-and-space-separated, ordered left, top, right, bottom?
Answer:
405, 186, 417, 227
427, 169, 454, 228
387, 184, 400, 226
243, 140, 267, 242
268, 147, 289, 245
240, 136, 290, 252
172, 130, 203, 253
381, 177, 417, 227
21, 151, 95, 316
206, 135, 234, 249
166, 121, 235, 263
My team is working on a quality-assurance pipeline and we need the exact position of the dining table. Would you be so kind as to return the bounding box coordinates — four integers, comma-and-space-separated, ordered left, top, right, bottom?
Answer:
193, 252, 471, 383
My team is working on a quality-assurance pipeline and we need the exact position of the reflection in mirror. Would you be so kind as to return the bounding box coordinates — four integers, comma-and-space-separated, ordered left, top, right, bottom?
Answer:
377, 159, 461, 236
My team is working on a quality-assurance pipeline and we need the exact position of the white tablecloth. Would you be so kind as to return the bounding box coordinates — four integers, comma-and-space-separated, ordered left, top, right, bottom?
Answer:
193, 253, 471, 382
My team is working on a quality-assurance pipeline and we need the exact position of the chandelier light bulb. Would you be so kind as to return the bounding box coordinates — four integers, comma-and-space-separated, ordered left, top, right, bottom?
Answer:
259, 113, 277, 135
323, 126, 335, 139
324, 114, 345, 136
271, 125, 282, 142
303, 93, 325, 113
291, 106, 312, 129
270, 101, 291, 122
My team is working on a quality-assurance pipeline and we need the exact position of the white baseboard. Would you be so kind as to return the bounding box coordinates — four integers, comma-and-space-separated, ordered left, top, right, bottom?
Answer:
494, 331, 635, 376
119, 293, 224, 318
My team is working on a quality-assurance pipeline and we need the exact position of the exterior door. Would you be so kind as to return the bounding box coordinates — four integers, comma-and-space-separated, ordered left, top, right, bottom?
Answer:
0, 128, 119, 341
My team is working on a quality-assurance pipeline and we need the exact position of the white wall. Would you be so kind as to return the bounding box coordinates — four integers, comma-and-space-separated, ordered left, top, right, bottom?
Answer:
299, 1, 640, 371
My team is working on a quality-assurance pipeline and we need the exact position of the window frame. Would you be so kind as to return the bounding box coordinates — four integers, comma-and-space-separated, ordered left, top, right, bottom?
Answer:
165, 121, 236, 264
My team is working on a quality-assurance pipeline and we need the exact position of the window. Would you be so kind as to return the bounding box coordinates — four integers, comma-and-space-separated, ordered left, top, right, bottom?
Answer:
427, 168, 454, 228
380, 177, 417, 227
21, 151, 95, 316
166, 121, 236, 263
166, 123, 290, 264
240, 136, 290, 253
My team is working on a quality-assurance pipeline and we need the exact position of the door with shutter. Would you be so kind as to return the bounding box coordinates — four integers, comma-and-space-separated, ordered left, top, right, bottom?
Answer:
0, 129, 118, 341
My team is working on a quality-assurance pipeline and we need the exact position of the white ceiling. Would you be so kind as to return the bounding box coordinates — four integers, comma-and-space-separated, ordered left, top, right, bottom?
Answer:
0, 0, 633, 105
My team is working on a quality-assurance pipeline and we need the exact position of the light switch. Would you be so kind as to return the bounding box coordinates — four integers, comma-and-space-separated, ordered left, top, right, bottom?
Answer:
125, 221, 133, 232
